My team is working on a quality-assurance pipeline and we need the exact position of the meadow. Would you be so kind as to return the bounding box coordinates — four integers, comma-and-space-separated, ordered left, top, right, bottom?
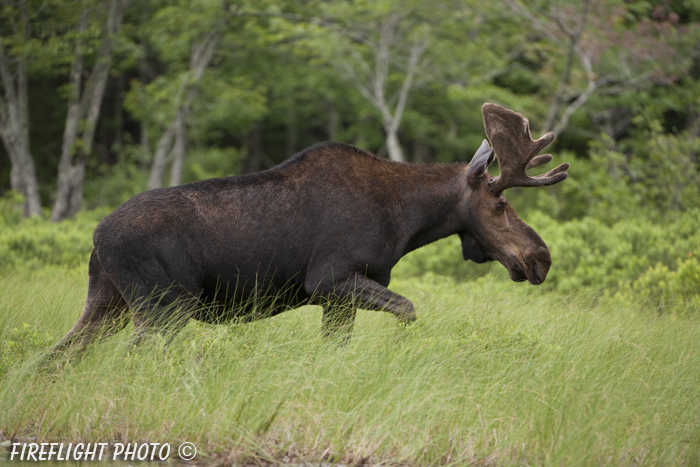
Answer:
1, 218, 699, 466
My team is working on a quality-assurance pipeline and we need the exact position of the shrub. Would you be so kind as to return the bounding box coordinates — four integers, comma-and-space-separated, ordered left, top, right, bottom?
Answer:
0, 190, 25, 226
393, 235, 495, 282
524, 210, 700, 292
0, 323, 53, 379
83, 145, 150, 209
0, 209, 102, 271
616, 249, 700, 315
183, 146, 243, 183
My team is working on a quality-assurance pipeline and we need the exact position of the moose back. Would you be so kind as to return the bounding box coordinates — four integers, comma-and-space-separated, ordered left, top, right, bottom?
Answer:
53, 103, 569, 352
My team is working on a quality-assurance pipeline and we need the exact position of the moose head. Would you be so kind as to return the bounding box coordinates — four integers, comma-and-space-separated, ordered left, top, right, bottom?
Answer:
459, 104, 570, 285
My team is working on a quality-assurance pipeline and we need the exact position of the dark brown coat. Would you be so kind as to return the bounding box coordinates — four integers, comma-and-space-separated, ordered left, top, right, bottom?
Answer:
53, 104, 569, 350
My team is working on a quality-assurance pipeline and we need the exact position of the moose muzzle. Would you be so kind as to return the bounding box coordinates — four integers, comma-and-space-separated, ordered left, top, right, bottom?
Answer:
505, 246, 551, 285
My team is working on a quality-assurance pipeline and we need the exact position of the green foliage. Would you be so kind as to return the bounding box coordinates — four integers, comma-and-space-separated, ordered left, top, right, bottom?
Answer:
0, 323, 52, 379
531, 210, 700, 292
394, 235, 496, 282
83, 144, 244, 209
0, 191, 26, 226
183, 146, 243, 182
0, 210, 100, 271
617, 249, 700, 315
587, 122, 700, 221
83, 145, 150, 209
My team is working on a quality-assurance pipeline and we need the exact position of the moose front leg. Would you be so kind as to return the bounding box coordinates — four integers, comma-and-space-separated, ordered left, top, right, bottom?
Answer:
307, 272, 416, 324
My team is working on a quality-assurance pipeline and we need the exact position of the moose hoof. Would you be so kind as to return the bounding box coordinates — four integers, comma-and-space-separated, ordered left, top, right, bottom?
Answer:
400, 312, 417, 324
396, 301, 416, 324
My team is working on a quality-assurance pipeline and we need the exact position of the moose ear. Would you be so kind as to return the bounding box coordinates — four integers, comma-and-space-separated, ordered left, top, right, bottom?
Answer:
467, 139, 494, 189
459, 231, 491, 264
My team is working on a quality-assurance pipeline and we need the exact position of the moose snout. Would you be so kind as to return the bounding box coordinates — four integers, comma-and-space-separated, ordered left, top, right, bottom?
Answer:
528, 247, 552, 285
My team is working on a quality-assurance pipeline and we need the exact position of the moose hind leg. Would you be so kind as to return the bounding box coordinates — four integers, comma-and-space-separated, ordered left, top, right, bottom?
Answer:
129, 307, 191, 348
51, 254, 129, 355
125, 285, 196, 349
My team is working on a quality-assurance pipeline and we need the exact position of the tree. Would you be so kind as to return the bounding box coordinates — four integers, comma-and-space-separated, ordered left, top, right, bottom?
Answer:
504, 0, 691, 136
0, 0, 42, 216
50, 0, 129, 221
147, 28, 221, 190
127, 1, 290, 187
319, 1, 431, 162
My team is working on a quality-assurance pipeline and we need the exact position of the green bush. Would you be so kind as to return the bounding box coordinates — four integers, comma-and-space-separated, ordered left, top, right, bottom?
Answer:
183, 146, 242, 183
0, 190, 25, 226
83, 145, 242, 210
0, 209, 102, 271
393, 235, 496, 281
529, 210, 700, 292
616, 249, 700, 315
0, 323, 53, 379
83, 145, 150, 209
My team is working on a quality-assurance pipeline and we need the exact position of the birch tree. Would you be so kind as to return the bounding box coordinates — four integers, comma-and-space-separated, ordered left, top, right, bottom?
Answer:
505, 0, 686, 136
147, 29, 220, 190
322, 2, 430, 162
0, 0, 41, 216
140, 0, 295, 188
50, 0, 129, 221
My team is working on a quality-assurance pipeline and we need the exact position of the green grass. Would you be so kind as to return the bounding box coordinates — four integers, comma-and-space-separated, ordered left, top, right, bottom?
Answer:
1, 268, 699, 466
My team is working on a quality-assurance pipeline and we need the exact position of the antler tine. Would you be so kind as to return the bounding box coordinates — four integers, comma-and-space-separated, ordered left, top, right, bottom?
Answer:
482, 103, 570, 195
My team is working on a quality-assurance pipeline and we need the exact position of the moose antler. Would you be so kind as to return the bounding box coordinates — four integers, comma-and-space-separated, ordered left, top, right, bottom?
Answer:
482, 103, 570, 196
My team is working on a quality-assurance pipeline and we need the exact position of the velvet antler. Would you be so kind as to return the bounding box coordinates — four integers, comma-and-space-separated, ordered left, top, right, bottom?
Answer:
482, 103, 570, 196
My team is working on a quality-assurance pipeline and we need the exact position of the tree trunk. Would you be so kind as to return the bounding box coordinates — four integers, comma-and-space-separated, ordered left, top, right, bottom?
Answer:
336, 14, 425, 162
169, 113, 186, 187
148, 116, 178, 190
1, 132, 41, 216
51, 0, 129, 221
147, 30, 220, 190
385, 128, 405, 162
0, 3, 41, 217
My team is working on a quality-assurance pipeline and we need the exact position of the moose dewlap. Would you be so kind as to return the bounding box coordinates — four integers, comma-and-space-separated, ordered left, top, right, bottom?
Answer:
53, 103, 569, 352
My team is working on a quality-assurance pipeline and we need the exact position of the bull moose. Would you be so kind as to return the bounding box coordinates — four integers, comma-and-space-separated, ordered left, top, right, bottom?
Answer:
53, 103, 569, 352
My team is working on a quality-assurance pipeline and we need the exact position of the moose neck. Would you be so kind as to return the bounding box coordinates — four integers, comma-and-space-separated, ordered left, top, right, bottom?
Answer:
390, 162, 469, 256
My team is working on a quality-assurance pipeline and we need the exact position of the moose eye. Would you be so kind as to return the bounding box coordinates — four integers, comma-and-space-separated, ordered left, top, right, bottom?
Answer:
496, 201, 506, 212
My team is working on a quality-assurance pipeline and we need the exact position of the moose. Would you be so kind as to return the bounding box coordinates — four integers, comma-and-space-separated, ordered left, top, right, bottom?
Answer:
53, 103, 569, 352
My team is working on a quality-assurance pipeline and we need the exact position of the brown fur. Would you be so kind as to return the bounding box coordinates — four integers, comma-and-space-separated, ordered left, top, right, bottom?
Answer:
52, 104, 569, 354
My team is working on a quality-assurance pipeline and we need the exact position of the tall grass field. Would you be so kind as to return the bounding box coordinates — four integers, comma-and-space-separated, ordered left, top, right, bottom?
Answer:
1, 264, 699, 466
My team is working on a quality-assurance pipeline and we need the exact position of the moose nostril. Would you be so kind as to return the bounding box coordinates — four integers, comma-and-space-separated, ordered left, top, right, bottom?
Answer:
532, 263, 546, 284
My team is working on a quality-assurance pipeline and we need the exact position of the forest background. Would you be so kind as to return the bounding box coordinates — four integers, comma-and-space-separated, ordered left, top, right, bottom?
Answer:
1, 0, 700, 307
